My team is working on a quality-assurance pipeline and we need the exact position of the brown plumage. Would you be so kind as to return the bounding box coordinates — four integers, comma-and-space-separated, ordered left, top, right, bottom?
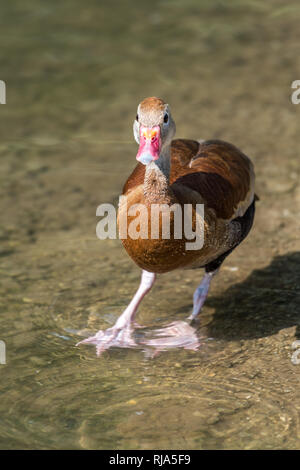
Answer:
77, 97, 257, 356
120, 137, 255, 274
124, 138, 254, 220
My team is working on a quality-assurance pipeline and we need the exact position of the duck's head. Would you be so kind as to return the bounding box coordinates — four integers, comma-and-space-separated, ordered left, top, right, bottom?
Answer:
134, 97, 176, 165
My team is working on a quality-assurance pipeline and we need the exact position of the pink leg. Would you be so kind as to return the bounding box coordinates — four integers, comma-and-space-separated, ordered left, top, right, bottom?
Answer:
188, 269, 218, 321
76, 270, 156, 356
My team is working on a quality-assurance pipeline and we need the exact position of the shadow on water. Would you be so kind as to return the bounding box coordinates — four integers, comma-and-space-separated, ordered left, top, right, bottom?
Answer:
139, 252, 300, 354
205, 251, 300, 341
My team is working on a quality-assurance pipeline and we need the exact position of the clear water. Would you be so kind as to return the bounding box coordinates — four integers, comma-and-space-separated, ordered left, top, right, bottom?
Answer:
0, 0, 300, 449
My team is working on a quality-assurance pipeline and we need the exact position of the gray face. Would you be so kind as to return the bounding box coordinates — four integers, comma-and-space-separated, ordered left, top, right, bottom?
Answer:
133, 103, 176, 149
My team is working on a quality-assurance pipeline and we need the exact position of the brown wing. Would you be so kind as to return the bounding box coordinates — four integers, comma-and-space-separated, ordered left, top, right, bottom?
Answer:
170, 139, 255, 220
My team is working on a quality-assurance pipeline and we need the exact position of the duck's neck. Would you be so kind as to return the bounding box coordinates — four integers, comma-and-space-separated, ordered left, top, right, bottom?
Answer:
143, 145, 173, 204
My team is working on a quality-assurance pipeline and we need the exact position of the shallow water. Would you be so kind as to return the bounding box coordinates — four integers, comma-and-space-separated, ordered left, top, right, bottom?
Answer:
0, 0, 300, 449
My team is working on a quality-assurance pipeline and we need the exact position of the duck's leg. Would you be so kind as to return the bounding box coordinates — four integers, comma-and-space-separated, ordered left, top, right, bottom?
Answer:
141, 269, 219, 354
188, 268, 219, 321
77, 270, 156, 356
141, 267, 218, 354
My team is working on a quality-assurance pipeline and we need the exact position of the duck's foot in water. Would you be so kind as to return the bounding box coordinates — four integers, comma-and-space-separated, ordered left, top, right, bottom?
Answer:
76, 324, 137, 356
142, 321, 200, 357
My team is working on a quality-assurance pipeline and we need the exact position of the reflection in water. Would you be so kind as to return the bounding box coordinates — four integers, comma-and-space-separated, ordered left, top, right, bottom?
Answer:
142, 321, 200, 355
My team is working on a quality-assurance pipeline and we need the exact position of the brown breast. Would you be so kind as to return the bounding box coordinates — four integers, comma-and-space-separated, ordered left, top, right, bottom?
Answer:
120, 139, 255, 273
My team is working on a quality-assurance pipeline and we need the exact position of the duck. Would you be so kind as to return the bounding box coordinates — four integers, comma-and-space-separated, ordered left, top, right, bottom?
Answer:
77, 96, 257, 356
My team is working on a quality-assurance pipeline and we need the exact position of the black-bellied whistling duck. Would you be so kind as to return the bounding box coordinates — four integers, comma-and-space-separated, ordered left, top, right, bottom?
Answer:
77, 97, 257, 356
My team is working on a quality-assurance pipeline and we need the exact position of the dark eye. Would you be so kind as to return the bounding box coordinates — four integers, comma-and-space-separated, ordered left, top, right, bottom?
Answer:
164, 113, 169, 123
136, 114, 139, 122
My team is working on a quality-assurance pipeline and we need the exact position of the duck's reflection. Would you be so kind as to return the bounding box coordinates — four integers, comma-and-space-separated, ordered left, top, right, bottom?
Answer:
140, 320, 200, 356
